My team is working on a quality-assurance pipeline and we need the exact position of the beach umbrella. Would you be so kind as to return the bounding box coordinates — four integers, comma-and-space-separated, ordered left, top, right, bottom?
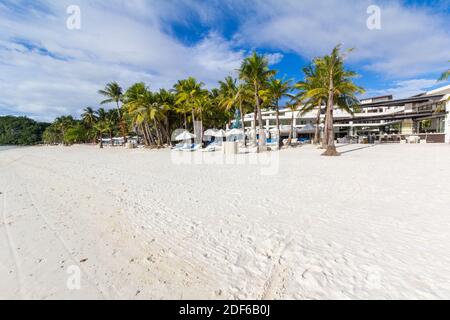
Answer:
226, 128, 244, 136
175, 131, 195, 141
297, 124, 316, 134
214, 130, 227, 138
204, 129, 217, 136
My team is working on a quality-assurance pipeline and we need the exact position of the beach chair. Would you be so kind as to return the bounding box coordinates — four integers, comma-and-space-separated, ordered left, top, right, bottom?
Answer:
172, 142, 185, 151
181, 144, 201, 152
201, 141, 220, 152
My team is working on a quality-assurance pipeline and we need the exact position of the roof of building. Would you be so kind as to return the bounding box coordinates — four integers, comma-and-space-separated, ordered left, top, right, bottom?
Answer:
360, 94, 393, 103
358, 94, 444, 108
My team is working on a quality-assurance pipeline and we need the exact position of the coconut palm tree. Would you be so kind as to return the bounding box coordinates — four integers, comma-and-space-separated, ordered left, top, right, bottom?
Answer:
218, 76, 239, 128
235, 84, 254, 130
308, 45, 364, 156
81, 107, 97, 125
239, 52, 276, 151
155, 89, 176, 145
123, 82, 148, 144
295, 64, 327, 146
105, 109, 119, 146
174, 77, 207, 139
123, 83, 157, 146
94, 120, 111, 149
96, 107, 107, 121
98, 82, 127, 143
262, 77, 292, 147
81, 107, 98, 143
285, 102, 298, 146
54, 115, 76, 145
439, 62, 450, 81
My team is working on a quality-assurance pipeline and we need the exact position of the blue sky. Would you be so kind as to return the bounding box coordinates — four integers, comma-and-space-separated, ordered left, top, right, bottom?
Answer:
0, 0, 449, 122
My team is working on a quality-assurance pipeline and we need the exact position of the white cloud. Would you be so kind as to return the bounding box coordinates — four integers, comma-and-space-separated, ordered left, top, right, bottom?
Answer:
0, 0, 245, 121
1, 0, 450, 121
364, 79, 439, 99
265, 53, 284, 66
233, 0, 450, 78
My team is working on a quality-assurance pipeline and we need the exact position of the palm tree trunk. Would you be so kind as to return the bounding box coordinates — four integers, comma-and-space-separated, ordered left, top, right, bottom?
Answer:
313, 103, 321, 145
288, 113, 294, 146
140, 124, 149, 146
275, 99, 282, 148
255, 84, 266, 152
153, 119, 163, 146
323, 77, 339, 156
252, 106, 257, 145
116, 101, 127, 144
321, 111, 328, 149
199, 109, 204, 147
165, 117, 171, 145
191, 107, 196, 136
239, 100, 246, 147
144, 123, 154, 146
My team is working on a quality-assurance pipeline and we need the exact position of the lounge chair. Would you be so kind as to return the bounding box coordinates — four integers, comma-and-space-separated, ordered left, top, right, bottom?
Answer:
181, 144, 201, 152
172, 143, 187, 151
201, 141, 220, 152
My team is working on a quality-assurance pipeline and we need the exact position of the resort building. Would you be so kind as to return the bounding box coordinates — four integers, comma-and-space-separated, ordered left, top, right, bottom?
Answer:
243, 84, 450, 143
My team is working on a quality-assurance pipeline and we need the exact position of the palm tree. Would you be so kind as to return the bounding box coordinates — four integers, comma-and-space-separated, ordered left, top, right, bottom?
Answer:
81, 107, 98, 144
263, 77, 292, 147
54, 115, 76, 144
98, 82, 127, 143
105, 109, 119, 146
285, 102, 298, 146
174, 77, 207, 139
439, 61, 450, 81
155, 89, 176, 145
96, 107, 107, 125
218, 76, 239, 127
295, 64, 327, 145
235, 83, 256, 130
204, 89, 231, 131
94, 120, 110, 149
239, 52, 276, 151
194, 94, 211, 144
123, 83, 156, 146
309, 45, 364, 156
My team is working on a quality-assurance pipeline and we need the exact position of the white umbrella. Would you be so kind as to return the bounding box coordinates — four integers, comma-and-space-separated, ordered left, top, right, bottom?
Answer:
204, 129, 217, 136
214, 130, 227, 138
226, 128, 244, 136
297, 124, 316, 134
175, 131, 195, 141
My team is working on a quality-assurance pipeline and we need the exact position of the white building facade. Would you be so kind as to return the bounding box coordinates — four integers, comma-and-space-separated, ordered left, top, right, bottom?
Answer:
242, 84, 450, 143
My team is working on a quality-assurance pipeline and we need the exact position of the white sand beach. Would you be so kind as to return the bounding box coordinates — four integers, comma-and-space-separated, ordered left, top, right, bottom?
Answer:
1, 144, 450, 299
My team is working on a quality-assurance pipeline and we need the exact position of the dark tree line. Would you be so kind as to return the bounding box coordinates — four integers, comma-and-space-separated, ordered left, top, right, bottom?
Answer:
0, 116, 49, 145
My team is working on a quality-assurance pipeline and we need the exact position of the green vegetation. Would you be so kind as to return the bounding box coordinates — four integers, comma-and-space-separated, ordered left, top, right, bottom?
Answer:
0, 116, 49, 145
294, 45, 364, 156
439, 61, 450, 81
33, 47, 363, 153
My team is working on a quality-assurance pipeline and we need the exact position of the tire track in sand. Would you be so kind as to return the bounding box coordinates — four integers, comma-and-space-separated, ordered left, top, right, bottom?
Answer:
0, 166, 27, 299
10, 161, 112, 299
